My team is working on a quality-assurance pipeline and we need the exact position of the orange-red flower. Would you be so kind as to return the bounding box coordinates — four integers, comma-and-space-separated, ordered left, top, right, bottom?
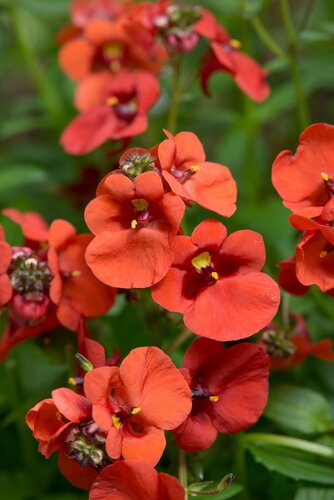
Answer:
26, 388, 107, 490
84, 346, 191, 465
89, 461, 185, 499
174, 338, 269, 451
278, 257, 309, 296
61, 70, 160, 155
85, 171, 185, 288
198, 11, 269, 102
0, 211, 115, 358
260, 313, 334, 370
59, 15, 163, 82
151, 130, 237, 217
272, 123, 334, 214
152, 219, 280, 341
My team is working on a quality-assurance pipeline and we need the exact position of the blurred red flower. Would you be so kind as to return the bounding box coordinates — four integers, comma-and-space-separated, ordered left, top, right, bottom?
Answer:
89, 460, 185, 499
152, 219, 280, 341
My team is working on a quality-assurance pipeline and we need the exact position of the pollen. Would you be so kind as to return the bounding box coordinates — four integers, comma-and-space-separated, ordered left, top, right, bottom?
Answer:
230, 38, 241, 49
209, 395, 219, 402
111, 414, 121, 430
106, 96, 119, 106
71, 270, 81, 277
189, 165, 200, 172
68, 377, 76, 386
131, 407, 142, 415
131, 198, 149, 212
211, 271, 219, 280
321, 172, 329, 182
131, 219, 138, 229
191, 251, 211, 270
320, 250, 328, 258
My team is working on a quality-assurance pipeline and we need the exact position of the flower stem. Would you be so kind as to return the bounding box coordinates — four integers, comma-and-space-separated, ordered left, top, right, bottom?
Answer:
249, 15, 287, 60
178, 448, 188, 500
7, 0, 63, 128
282, 291, 290, 330
298, 0, 316, 32
167, 53, 183, 134
279, 0, 310, 129
165, 328, 192, 355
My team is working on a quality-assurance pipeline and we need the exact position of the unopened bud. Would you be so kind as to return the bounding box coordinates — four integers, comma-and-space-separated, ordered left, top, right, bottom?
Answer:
75, 353, 93, 372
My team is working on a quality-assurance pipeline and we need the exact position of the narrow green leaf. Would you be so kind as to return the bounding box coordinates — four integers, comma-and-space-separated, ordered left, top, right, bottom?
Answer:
295, 487, 334, 500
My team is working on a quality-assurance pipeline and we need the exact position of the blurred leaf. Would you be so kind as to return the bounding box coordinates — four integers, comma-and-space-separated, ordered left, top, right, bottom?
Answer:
247, 444, 334, 484
0, 115, 48, 139
242, 0, 266, 16
295, 488, 334, 500
265, 384, 334, 435
0, 165, 47, 192
0, 215, 23, 246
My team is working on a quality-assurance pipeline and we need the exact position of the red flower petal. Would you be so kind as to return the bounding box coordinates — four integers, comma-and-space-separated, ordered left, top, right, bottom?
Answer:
122, 428, 166, 466
175, 412, 217, 452
58, 38, 94, 81
58, 452, 98, 490
52, 388, 91, 422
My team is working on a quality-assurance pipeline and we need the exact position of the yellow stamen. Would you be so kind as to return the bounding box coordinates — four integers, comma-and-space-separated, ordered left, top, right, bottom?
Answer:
209, 395, 219, 402
111, 415, 121, 430
131, 407, 142, 415
131, 219, 138, 229
189, 165, 200, 173
211, 271, 219, 280
71, 270, 81, 277
230, 38, 241, 49
320, 251, 328, 258
56, 411, 63, 422
191, 251, 211, 270
321, 172, 329, 182
106, 96, 119, 106
104, 42, 123, 58
131, 198, 149, 212
68, 377, 76, 386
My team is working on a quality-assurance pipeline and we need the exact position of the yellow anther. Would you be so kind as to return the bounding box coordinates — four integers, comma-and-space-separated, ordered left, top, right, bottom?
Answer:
104, 42, 123, 58
56, 411, 63, 422
131, 407, 142, 415
189, 165, 200, 173
191, 251, 211, 270
111, 415, 121, 430
320, 251, 328, 258
209, 395, 219, 402
131, 219, 138, 229
71, 270, 82, 277
106, 96, 119, 106
321, 172, 329, 182
230, 38, 241, 49
211, 271, 219, 280
68, 377, 76, 386
131, 198, 149, 212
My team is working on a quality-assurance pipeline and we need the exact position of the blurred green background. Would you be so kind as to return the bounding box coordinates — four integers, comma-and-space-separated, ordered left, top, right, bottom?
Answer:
1, 0, 334, 498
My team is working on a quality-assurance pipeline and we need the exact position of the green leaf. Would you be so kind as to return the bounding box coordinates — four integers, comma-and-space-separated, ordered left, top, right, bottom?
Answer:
247, 444, 334, 484
0, 215, 24, 246
265, 384, 334, 435
295, 487, 334, 500
0, 165, 47, 192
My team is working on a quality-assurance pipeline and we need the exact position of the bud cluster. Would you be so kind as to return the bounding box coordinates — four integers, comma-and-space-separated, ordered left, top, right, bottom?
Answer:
67, 422, 109, 470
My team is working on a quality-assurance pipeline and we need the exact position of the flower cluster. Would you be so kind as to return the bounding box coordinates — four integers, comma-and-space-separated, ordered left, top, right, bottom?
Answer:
60, 0, 270, 156
26, 338, 269, 495
0, 209, 115, 359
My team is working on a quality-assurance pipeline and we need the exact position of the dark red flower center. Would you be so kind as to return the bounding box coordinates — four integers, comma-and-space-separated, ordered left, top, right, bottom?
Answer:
130, 198, 154, 229
191, 384, 219, 402
106, 91, 138, 122
321, 171, 334, 197
66, 421, 109, 469
171, 164, 199, 184
108, 390, 143, 436
9, 247, 53, 301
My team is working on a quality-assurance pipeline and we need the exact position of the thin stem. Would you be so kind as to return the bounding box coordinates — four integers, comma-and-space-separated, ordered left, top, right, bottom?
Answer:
245, 433, 334, 458
298, 0, 316, 32
165, 328, 192, 355
167, 53, 183, 134
249, 15, 287, 60
178, 448, 188, 500
279, 0, 310, 129
7, 0, 63, 127
233, 435, 251, 500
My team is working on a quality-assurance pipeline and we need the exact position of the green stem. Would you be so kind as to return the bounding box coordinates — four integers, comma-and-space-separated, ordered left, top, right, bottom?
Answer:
249, 15, 287, 60
165, 328, 192, 355
298, 0, 316, 32
179, 449, 188, 500
279, 0, 310, 129
7, 0, 63, 127
233, 436, 251, 500
282, 291, 290, 330
167, 53, 183, 134
245, 433, 334, 458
